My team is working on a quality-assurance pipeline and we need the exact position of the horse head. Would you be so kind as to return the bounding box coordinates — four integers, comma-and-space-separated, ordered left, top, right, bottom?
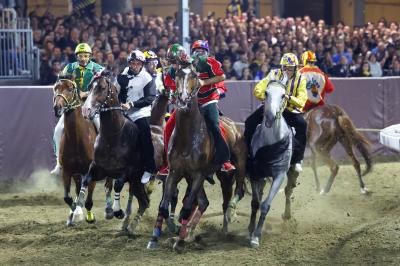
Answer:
82, 70, 118, 120
263, 81, 287, 128
174, 63, 200, 109
53, 74, 80, 118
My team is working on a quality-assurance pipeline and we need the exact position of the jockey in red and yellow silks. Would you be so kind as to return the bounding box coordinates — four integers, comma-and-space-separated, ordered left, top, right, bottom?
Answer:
299, 50, 334, 112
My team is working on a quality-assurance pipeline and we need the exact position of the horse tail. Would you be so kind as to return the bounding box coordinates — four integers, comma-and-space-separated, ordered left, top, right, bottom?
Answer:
336, 108, 373, 176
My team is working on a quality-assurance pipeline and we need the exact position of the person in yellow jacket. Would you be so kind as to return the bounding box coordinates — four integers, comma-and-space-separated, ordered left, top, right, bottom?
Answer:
244, 53, 308, 172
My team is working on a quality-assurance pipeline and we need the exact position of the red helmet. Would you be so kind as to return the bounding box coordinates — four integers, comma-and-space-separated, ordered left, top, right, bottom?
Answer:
191, 40, 209, 53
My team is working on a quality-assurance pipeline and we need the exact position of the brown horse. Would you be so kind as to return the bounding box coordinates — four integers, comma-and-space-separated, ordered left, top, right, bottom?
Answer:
53, 76, 99, 226
72, 72, 149, 234
147, 65, 247, 252
306, 104, 373, 194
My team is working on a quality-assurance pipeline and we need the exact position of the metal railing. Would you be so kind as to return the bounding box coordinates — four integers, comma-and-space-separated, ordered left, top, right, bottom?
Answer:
0, 8, 40, 80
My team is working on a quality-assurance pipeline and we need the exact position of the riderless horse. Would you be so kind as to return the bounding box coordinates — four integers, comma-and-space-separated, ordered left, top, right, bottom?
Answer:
72, 71, 149, 234
306, 104, 373, 194
147, 64, 247, 252
247, 81, 299, 248
53, 76, 105, 226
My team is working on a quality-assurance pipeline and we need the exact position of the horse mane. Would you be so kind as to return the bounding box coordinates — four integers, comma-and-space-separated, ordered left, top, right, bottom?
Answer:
58, 74, 74, 81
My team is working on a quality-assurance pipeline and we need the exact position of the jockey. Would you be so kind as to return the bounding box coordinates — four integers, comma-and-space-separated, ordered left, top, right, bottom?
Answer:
244, 53, 308, 173
299, 50, 334, 112
117, 49, 157, 184
158, 42, 235, 177
51, 42, 104, 175
144, 50, 160, 78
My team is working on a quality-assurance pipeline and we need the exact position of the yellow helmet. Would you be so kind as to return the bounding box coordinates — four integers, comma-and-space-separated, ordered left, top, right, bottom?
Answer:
74, 43, 92, 55
301, 50, 317, 66
280, 53, 299, 67
144, 50, 158, 61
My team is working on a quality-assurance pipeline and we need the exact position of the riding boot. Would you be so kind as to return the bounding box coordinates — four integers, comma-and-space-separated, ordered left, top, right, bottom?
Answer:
200, 103, 230, 165
134, 117, 157, 183
244, 105, 264, 156
51, 115, 64, 175
282, 110, 308, 166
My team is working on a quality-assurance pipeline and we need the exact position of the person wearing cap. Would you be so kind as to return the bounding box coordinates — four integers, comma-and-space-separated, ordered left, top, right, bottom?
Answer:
244, 53, 308, 173
117, 49, 157, 184
299, 50, 334, 112
51, 43, 104, 176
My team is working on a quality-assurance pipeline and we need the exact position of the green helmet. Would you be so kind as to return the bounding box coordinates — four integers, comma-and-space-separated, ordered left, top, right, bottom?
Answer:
74, 43, 92, 55
166, 43, 192, 64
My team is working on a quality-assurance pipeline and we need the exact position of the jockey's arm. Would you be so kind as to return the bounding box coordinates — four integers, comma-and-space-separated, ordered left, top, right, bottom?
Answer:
117, 74, 129, 104
324, 74, 334, 94
129, 79, 156, 108
288, 77, 307, 109
253, 76, 269, 101
199, 74, 225, 87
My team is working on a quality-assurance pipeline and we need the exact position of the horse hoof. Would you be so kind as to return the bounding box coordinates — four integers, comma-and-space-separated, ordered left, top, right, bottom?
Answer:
105, 208, 114, 220
86, 211, 96, 224
173, 239, 185, 254
319, 189, 326, 195
114, 209, 125, 219
361, 187, 370, 194
72, 206, 84, 223
147, 240, 158, 250
250, 236, 260, 248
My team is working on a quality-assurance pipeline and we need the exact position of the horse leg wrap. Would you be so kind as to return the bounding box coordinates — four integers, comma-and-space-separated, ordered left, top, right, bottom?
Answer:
152, 214, 164, 238
179, 207, 191, 222
152, 227, 162, 238
179, 219, 189, 239
188, 209, 202, 228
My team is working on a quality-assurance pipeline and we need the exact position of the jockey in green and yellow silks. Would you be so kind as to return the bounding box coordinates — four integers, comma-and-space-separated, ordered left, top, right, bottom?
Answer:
51, 43, 104, 176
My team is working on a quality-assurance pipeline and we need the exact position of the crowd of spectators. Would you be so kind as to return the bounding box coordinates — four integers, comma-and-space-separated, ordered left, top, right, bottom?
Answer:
31, 8, 400, 85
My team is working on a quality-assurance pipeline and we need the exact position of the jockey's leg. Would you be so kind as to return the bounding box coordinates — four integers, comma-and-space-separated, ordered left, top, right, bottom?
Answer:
200, 103, 230, 167
244, 105, 264, 154
135, 117, 157, 184
93, 114, 100, 132
159, 110, 176, 175
283, 110, 307, 172
51, 115, 64, 175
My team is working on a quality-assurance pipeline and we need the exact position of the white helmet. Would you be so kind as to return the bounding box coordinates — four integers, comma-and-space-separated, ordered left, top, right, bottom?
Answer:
127, 50, 146, 63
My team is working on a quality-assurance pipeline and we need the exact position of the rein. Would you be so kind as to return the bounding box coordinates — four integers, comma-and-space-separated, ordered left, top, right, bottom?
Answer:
53, 79, 81, 113
93, 76, 124, 113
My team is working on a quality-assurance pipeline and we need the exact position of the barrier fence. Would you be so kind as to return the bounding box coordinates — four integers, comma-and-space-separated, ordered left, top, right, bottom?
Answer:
0, 8, 40, 80
0, 77, 399, 180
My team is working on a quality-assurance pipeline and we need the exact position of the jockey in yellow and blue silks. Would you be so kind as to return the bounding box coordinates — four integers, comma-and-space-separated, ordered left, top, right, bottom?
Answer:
244, 53, 308, 172
51, 43, 104, 176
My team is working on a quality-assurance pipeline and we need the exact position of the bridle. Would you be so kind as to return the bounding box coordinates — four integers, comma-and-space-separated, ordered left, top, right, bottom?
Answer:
53, 79, 81, 114
266, 81, 288, 120
90, 75, 123, 114
174, 65, 201, 108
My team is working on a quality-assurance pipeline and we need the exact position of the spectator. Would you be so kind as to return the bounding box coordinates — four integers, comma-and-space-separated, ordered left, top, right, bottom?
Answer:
233, 51, 249, 79
386, 58, 400, 76
358, 61, 372, 77
368, 53, 383, 77
331, 55, 350, 77
222, 57, 236, 80
242, 67, 253, 80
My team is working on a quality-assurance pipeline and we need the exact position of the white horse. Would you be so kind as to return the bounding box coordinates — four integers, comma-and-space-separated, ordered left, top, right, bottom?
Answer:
248, 81, 300, 248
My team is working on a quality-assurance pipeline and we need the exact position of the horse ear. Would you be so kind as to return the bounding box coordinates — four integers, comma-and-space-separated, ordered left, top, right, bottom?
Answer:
58, 73, 73, 81
101, 70, 113, 78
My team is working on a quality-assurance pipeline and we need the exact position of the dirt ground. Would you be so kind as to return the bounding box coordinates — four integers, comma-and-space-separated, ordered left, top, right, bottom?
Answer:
0, 161, 400, 265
